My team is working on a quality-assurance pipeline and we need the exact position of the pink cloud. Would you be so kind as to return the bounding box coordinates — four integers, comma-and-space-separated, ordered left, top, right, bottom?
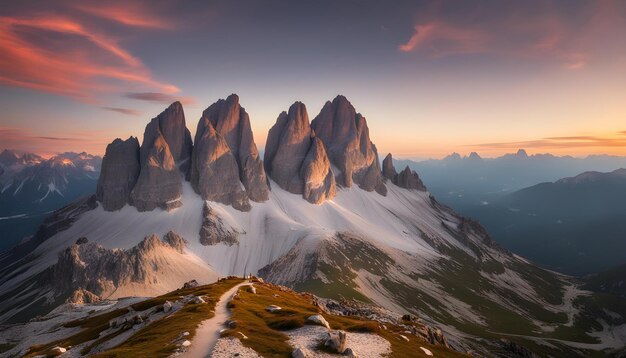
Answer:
396, 4, 626, 71
398, 22, 488, 57
0, 13, 179, 102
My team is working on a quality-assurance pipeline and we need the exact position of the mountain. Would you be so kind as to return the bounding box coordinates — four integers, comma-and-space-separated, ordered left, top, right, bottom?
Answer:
0, 150, 102, 250
462, 169, 626, 275
0, 96, 625, 356
397, 151, 626, 215
585, 263, 626, 300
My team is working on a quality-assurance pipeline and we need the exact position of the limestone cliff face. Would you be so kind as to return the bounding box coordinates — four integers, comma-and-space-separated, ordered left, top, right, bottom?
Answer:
301, 137, 336, 204
310, 95, 386, 195
96, 137, 140, 211
190, 116, 250, 211
140, 101, 192, 170
130, 134, 182, 211
265, 102, 336, 203
199, 94, 269, 202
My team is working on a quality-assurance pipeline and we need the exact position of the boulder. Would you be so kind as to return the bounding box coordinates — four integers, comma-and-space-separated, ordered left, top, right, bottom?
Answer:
200, 94, 269, 202
343, 347, 357, 357
306, 314, 330, 329
265, 305, 282, 312
310, 95, 385, 195
190, 118, 250, 211
264, 102, 312, 194
183, 280, 199, 289
130, 133, 182, 211
292, 347, 311, 358
324, 330, 347, 354
96, 137, 140, 211
163, 300, 173, 313
301, 137, 336, 204
191, 296, 206, 304
181, 340, 192, 347
49, 346, 67, 356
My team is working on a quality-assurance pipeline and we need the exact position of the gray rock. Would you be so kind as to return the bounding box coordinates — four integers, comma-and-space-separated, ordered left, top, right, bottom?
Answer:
163, 231, 187, 253
201, 94, 269, 202
163, 300, 173, 313
396, 166, 426, 191
311, 95, 385, 195
66, 288, 100, 304
306, 314, 330, 329
190, 118, 250, 211
324, 330, 347, 354
49, 346, 66, 356
292, 348, 310, 358
182, 280, 199, 289
382, 153, 397, 183
199, 202, 240, 246
44, 232, 188, 302
264, 102, 312, 194
96, 137, 140, 211
343, 347, 357, 357
131, 133, 182, 211
301, 137, 336, 204
140, 101, 192, 171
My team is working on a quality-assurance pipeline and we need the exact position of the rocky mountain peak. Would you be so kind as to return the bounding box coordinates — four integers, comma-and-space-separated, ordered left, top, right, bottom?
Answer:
191, 116, 251, 211
140, 101, 192, 169
311, 95, 386, 195
96, 137, 141, 211
264, 101, 313, 195
382, 153, 397, 182
131, 132, 182, 211
199, 94, 269, 202
396, 165, 427, 191
380, 153, 426, 191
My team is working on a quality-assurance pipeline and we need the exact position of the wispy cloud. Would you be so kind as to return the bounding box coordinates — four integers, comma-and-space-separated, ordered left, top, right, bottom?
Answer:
468, 133, 626, 150
398, 22, 488, 57
0, 5, 179, 102
102, 107, 143, 116
397, 2, 626, 71
125, 92, 195, 105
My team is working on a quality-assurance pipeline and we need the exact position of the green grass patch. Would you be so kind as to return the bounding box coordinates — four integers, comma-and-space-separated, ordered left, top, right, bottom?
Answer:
25, 278, 243, 358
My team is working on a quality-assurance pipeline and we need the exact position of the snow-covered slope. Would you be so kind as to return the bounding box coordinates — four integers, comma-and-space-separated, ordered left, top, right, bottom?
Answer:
1, 176, 624, 355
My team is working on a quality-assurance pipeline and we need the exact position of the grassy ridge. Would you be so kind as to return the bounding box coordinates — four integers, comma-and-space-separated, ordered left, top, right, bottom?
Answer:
25, 278, 243, 358
223, 281, 466, 357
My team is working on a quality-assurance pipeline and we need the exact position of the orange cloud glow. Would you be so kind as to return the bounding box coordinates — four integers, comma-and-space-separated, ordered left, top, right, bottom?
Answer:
0, 14, 178, 101
398, 22, 487, 56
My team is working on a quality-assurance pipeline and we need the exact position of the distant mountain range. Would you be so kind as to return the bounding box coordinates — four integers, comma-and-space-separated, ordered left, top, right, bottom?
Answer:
446, 168, 626, 275
398, 149, 626, 214
0, 149, 102, 250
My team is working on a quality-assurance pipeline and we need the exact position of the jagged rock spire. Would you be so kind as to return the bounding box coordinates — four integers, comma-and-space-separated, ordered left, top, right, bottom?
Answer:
96, 137, 140, 211
140, 101, 192, 170
381, 153, 427, 191
265, 102, 336, 204
130, 133, 182, 211
199, 94, 269, 202
191, 112, 251, 211
311, 95, 386, 195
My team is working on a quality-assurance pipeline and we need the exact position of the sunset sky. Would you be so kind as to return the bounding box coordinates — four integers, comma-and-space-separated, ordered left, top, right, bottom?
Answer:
1, 0, 626, 159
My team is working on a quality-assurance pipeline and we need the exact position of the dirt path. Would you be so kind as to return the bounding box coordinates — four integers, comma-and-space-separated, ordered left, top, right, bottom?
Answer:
181, 282, 251, 358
